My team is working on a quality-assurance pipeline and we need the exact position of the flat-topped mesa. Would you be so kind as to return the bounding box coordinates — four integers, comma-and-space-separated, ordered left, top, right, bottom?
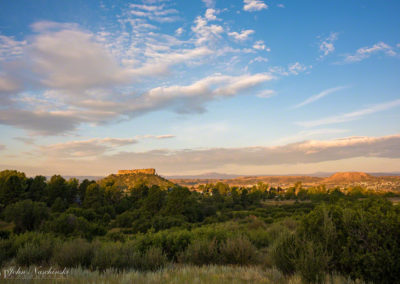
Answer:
117, 168, 156, 175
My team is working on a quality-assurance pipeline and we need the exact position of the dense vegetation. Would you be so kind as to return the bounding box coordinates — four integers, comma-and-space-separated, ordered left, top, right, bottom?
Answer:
0, 169, 399, 283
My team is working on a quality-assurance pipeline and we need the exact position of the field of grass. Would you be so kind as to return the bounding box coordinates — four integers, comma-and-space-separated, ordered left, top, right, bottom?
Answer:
3, 265, 361, 284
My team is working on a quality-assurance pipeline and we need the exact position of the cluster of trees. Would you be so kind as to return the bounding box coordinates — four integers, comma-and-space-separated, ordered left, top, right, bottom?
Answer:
0, 170, 270, 239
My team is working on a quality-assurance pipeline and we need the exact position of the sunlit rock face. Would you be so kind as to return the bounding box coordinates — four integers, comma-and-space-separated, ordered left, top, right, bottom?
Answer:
117, 169, 156, 175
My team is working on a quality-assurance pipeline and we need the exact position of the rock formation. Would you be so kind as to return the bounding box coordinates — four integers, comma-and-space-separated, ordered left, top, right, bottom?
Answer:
117, 168, 156, 175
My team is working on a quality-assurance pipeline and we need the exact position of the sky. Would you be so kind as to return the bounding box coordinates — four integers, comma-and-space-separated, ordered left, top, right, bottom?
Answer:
0, 0, 399, 176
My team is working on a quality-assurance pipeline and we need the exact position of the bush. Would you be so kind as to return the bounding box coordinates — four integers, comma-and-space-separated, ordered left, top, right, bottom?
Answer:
0, 230, 11, 239
296, 240, 329, 284
246, 229, 270, 248
52, 238, 94, 268
140, 247, 168, 271
105, 230, 126, 242
300, 199, 400, 283
220, 236, 258, 265
45, 213, 106, 239
16, 238, 55, 266
91, 242, 167, 271
115, 211, 135, 228
91, 242, 127, 271
152, 215, 186, 231
135, 229, 192, 260
0, 239, 16, 266
271, 233, 298, 275
178, 238, 220, 265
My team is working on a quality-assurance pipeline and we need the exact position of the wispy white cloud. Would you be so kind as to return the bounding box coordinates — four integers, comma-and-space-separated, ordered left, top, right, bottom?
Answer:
192, 12, 224, 45
293, 86, 348, 109
288, 62, 310, 75
249, 56, 268, 64
297, 99, 400, 127
202, 0, 215, 8
228, 29, 255, 41
274, 128, 349, 144
277, 4, 285, 8
129, 3, 179, 22
256, 89, 276, 98
139, 73, 273, 113
344, 41, 397, 63
0, 35, 27, 61
319, 32, 338, 58
243, 0, 268, 12
253, 40, 270, 51
268, 62, 311, 76
42, 137, 138, 158
140, 134, 175, 139
205, 8, 218, 21
175, 27, 184, 36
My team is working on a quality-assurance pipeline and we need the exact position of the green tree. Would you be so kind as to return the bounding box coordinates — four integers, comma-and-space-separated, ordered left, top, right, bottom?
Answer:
26, 176, 47, 202
4, 200, 49, 233
0, 170, 27, 205
46, 175, 68, 205
162, 187, 192, 216
142, 185, 166, 214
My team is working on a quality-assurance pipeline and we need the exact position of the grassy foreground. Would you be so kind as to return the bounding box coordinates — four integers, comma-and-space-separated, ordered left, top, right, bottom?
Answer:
3, 265, 361, 284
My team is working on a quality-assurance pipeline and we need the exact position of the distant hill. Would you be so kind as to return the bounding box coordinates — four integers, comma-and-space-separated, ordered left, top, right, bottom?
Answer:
323, 172, 374, 183
368, 172, 400, 177
166, 172, 242, 179
171, 175, 322, 188
99, 173, 175, 191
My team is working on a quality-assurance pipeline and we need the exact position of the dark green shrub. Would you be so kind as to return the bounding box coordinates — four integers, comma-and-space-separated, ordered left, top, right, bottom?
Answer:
220, 236, 258, 265
91, 242, 167, 271
16, 238, 55, 266
300, 199, 400, 283
296, 240, 329, 284
152, 215, 186, 231
105, 230, 126, 242
115, 211, 136, 227
91, 241, 139, 271
135, 229, 192, 260
178, 238, 220, 265
246, 229, 270, 248
52, 238, 94, 268
91, 242, 123, 271
45, 213, 106, 239
0, 239, 16, 266
139, 247, 168, 271
271, 233, 298, 275
0, 230, 11, 239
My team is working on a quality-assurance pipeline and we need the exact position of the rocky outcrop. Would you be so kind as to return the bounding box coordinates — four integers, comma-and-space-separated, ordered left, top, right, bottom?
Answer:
117, 168, 156, 175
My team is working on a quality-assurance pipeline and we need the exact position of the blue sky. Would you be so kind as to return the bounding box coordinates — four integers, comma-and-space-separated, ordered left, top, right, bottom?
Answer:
0, 0, 399, 176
